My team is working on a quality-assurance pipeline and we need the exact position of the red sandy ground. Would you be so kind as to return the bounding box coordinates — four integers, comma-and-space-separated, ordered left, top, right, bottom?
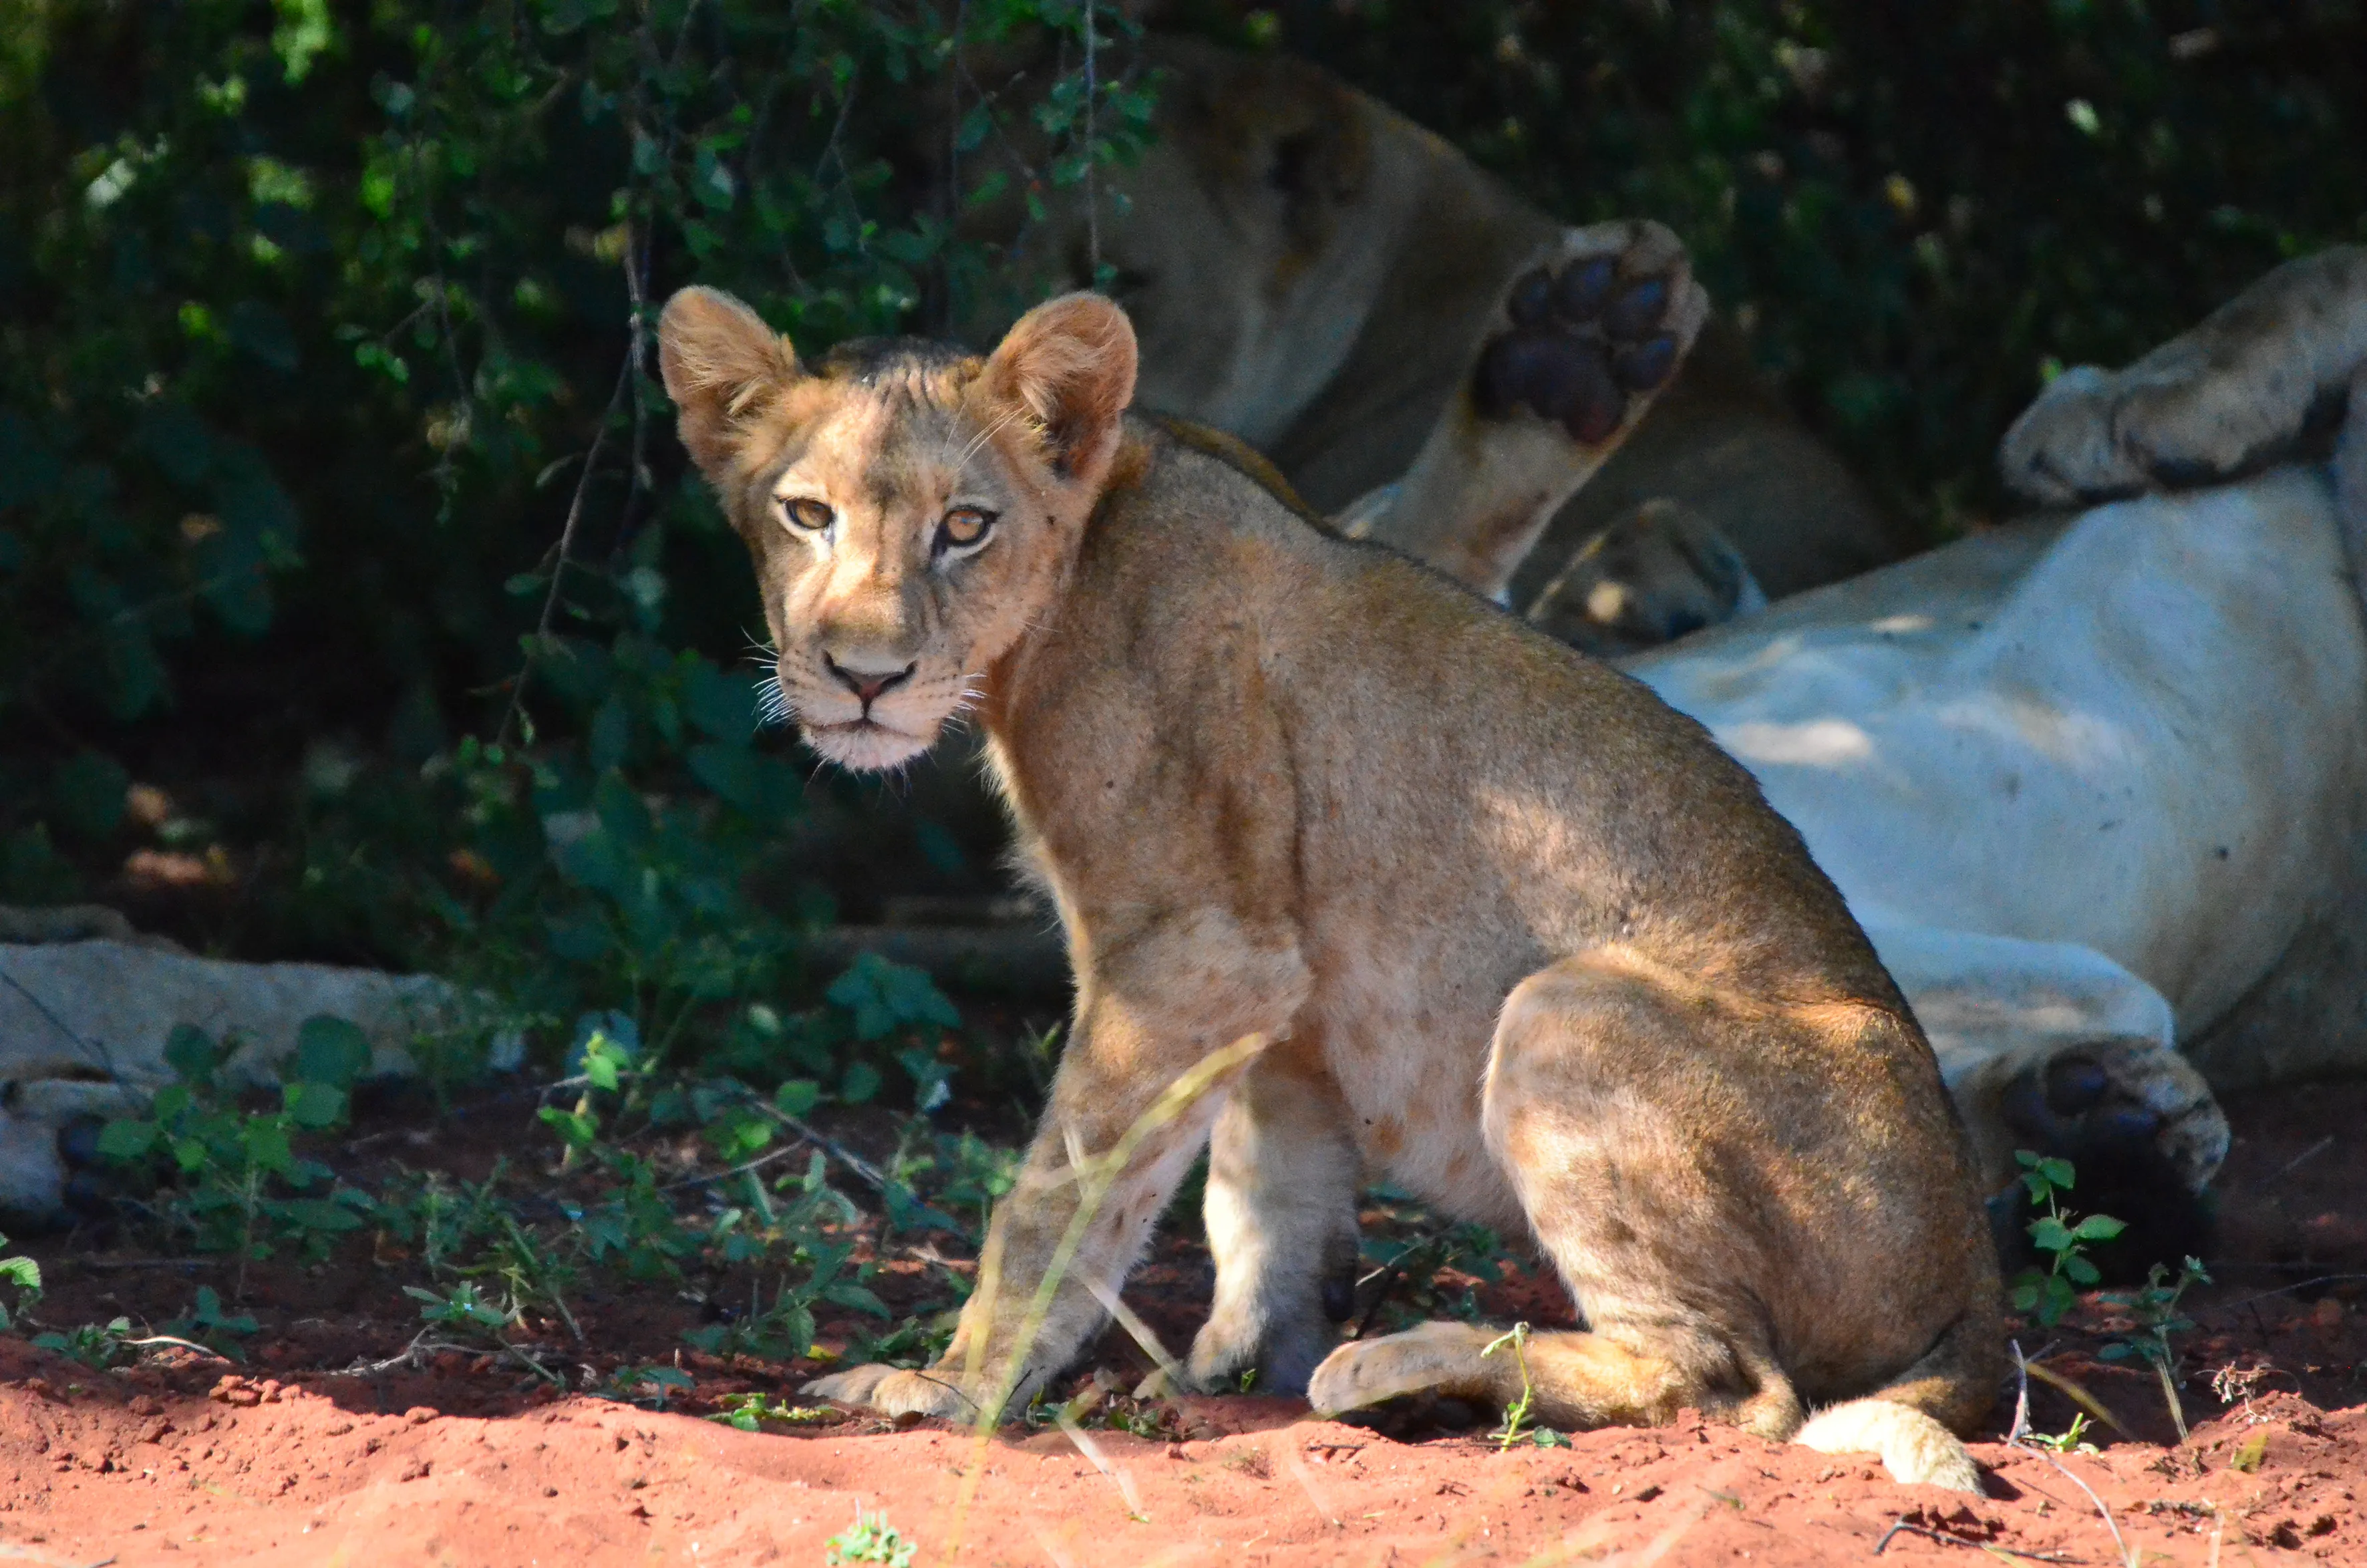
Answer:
2, 1080, 2362, 1567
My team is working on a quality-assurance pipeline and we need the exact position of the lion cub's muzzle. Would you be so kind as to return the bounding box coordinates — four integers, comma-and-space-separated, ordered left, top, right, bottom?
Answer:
782, 648, 964, 772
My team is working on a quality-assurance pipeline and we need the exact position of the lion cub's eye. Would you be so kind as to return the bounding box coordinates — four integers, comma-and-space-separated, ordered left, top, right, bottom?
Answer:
935, 505, 997, 555
780, 497, 834, 532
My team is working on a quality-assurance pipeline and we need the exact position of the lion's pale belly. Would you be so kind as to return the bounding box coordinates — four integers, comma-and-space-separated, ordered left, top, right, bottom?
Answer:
1302, 948, 1529, 1230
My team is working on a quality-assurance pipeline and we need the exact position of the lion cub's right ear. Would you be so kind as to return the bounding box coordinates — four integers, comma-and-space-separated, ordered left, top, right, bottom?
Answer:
979, 293, 1139, 494
657, 286, 800, 476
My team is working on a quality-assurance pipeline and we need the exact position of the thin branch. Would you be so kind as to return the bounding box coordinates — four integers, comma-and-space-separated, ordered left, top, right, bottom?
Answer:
496, 333, 636, 748
1082, 0, 1099, 278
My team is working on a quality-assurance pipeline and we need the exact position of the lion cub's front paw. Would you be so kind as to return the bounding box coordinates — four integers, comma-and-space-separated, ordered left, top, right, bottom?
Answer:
1475, 222, 1709, 447
801, 1362, 976, 1419
1307, 1321, 1500, 1415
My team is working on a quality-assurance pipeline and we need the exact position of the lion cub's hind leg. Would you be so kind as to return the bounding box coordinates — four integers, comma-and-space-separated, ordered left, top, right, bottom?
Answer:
1184, 1049, 1365, 1396
1308, 950, 1992, 1491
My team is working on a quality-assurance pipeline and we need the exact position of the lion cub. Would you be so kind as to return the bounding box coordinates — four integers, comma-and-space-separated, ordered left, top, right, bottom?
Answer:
657, 232, 2002, 1490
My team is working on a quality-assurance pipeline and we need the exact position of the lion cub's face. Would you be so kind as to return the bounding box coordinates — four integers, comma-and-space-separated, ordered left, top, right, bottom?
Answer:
657, 289, 1138, 770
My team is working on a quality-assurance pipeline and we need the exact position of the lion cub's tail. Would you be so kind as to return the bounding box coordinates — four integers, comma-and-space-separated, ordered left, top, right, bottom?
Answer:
1789, 1308, 1994, 1493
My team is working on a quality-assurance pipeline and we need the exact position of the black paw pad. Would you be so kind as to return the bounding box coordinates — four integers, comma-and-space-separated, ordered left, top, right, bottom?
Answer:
1996, 1050, 2211, 1284
1474, 248, 1686, 442
1612, 335, 1679, 392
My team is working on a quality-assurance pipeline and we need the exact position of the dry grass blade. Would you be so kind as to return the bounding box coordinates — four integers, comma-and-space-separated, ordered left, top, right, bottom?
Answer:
935, 1032, 1269, 1565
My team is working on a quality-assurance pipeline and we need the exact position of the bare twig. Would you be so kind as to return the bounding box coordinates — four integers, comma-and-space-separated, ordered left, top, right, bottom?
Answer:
1082, 0, 1098, 278
1873, 1519, 2080, 1561
2263, 1134, 2334, 1187
2010, 1342, 2137, 1568
124, 1334, 233, 1363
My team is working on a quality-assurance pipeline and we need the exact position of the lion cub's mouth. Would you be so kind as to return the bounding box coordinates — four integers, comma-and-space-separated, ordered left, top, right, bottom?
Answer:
802, 714, 936, 772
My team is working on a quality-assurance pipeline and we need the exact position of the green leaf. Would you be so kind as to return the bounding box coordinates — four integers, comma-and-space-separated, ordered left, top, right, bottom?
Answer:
283, 1080, 349, 1129
295, 1015, 372, 1089
538, 1106, 599, 1148
164, 1025, 222, 1087
839, 1060, 882, 1105
773, 1079, 820, 1118
278, 1199, 363, 1233
243, 1119, 297, 1174
2028, 1216, 2074, 1254
2070, 1213, 2126, 1243
582, 1029, 635, 1091
2064, 1253, 2101, 1286
96, 1119, 160, 1161
0, 1257, 41, 1290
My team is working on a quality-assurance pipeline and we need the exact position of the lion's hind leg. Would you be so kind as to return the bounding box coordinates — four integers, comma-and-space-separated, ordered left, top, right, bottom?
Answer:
2000, 245, 2367, 504
1354, 221, 1711, 599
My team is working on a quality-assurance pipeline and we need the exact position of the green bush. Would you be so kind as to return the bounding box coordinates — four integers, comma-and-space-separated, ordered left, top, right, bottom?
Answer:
0, 0, 1142, 1088
3, 0, 2360, 1078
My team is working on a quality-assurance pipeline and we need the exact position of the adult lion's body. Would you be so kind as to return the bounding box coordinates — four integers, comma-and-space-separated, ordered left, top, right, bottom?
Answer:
659, 275, 2002, 1488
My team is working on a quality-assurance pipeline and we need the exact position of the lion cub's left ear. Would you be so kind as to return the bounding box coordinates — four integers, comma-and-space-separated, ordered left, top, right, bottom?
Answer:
979, 293, 1138, 491
657, 286, 800, 477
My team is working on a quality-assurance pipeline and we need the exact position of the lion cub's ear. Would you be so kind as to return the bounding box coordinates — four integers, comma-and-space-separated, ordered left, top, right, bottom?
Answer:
980, 293, 1138, 491
657, 286, 800, 476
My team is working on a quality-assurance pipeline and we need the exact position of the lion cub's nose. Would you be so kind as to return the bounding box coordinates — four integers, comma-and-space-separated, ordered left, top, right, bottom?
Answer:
824, 652, 917, 707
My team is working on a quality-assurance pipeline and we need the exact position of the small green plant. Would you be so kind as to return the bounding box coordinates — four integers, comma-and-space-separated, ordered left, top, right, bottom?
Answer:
2008, 1152, 2125, 1327
161, 1285, 260, 1360
0, 1233, 39, 1331
594, 1363, 695, 1410
33, 1317, 134, 1370
2099, 1255, 2211, 1441
406, 1280, 515, 1335
705, 1391, 838, 1430
824, 1507, 917, 1568
97, 1018, 376, 1277
1482, 1321, 1539, 1450
2024, 1410, 2100, 1454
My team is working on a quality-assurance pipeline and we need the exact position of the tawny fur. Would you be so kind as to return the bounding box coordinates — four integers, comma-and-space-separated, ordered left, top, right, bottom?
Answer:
657, 281, 2004, 1491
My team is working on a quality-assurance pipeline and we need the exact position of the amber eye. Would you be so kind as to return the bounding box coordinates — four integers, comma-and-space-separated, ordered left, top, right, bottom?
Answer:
781, 496, 834, 532
936, 505, 997, 553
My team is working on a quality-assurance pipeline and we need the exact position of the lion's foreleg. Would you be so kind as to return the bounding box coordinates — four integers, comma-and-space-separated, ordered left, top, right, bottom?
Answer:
1188, 1046, 1363, 1394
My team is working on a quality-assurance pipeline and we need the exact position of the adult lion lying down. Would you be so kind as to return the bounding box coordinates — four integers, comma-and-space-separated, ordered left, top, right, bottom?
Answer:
659, 230, 2000, 1490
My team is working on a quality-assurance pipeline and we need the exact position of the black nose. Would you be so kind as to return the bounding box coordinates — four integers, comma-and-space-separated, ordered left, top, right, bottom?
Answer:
823, 654, 916, 707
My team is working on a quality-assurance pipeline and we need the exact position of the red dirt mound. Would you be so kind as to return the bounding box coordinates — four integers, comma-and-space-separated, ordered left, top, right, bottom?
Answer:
0, 1078, 2360, 1566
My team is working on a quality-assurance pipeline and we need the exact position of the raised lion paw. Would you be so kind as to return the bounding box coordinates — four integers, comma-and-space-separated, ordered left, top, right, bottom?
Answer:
800, 1362, 979, 1420
1474, 221, 1710, 448
2000, 245, 2367, 504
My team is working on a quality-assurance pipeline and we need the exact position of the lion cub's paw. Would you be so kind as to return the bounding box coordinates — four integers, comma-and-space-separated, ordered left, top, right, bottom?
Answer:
1306, 1321, 1500, 1415
1475, 221, 1710, 446
800, 1362, 974, 1419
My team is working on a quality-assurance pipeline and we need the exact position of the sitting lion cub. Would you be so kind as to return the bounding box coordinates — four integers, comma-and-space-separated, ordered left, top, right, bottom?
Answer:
657, 227, 2002, 1491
